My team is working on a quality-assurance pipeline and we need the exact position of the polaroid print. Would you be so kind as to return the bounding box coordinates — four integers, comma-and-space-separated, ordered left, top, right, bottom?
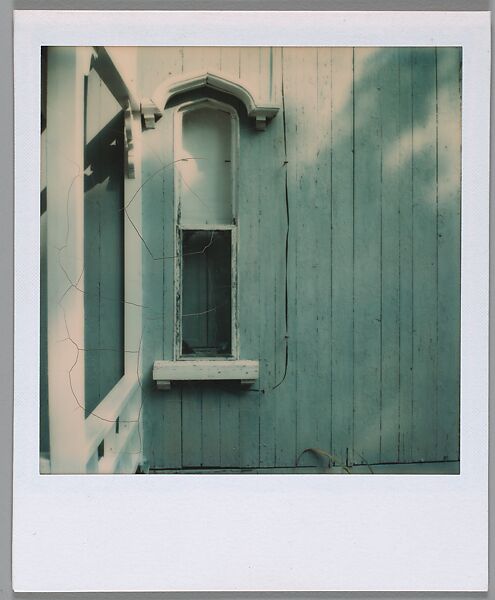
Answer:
14, 10, 489, 592
40, 44, 461, 476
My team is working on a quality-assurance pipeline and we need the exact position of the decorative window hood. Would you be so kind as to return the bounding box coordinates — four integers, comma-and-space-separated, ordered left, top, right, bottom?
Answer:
142, 70, 280, 131
153, 360, 259, 390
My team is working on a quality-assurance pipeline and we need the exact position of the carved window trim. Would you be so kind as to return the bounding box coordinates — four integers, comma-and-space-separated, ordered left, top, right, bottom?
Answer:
142, 70, 279, 131
148, 70, 281, 389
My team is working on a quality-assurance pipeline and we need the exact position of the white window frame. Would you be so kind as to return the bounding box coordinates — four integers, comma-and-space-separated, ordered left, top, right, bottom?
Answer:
173, 98, 240, 362
149, 68, 281, 388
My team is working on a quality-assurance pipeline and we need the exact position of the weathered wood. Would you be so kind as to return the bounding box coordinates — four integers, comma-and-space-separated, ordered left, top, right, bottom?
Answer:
353, 48, 383, 466
127, 46, 461, 472
398, 48, 414, 463
239, 47, 260, 107
436, 47, 461, 461
258, 47, 285, 468
181, 383, 203, 467
201, 385, 221, 466
274, 48, 298, 467
46, 47, 88, 473
153, 359, 259, 384
294, 48, 327, 466
137, 46, 184, 99
93, 46, 139, 111
329, 47, 354, 467
149, 53, 278, 129
237, 86, 261, 469
412, 48, 438, 462
141, 92, 182, 469
220, 385, 240, 468
313, 47, 332, 455
379, 48, 401, 463
220, 46, 241, 82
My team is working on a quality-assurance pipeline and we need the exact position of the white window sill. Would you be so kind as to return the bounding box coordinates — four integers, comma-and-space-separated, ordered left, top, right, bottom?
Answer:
153, 359, 259, 390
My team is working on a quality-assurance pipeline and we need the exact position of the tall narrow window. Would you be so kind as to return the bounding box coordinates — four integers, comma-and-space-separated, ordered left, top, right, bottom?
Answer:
174, 99, 238, 359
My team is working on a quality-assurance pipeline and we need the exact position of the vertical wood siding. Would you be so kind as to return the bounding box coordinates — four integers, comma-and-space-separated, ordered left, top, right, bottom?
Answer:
136, 47, 460, 470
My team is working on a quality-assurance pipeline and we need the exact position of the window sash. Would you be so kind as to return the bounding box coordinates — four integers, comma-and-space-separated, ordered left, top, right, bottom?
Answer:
173, 98, 240, 362
175, 224, 238, 361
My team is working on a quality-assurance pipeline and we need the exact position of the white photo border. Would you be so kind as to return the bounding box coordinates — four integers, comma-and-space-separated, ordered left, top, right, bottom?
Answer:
13, 10, 490, 592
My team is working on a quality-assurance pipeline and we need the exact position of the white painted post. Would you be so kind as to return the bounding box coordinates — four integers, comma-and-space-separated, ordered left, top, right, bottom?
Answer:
123, 106, 144, 470
124, 106, 143, 374
46, 47, 90, 473
119, 47, 144, 470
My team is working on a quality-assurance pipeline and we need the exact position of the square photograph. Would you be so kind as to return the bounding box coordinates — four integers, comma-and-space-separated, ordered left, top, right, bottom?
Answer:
40, 45, 461, 475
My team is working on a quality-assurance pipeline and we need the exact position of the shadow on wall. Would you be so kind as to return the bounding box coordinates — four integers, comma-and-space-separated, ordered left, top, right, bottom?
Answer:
293, 47, 461, 468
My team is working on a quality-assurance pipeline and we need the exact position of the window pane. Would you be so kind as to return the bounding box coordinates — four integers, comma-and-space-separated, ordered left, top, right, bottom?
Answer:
181, 230, 232, 356
178, 106, 233, 225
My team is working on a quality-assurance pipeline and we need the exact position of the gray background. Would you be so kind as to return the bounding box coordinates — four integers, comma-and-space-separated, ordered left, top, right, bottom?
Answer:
2, 1, 492, 598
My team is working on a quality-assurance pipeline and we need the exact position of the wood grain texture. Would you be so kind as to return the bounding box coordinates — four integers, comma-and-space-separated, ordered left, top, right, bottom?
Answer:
133, 47, 460, 471
294, 48, 328, 467
411, 48, 438, 462
436, 47, 461, 461
153, 360, 259, 381
379, 48, 401, 463
353, 48, 383, 466
274, 47, 298, 467
398, 48, 414, 464
330, 48, 354, 467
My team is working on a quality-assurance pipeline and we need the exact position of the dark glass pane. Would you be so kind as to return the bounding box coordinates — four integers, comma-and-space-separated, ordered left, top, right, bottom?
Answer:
182, 230, 232, 357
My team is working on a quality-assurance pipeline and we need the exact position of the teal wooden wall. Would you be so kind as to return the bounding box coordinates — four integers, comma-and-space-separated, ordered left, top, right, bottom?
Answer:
135, 47, 461, 471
